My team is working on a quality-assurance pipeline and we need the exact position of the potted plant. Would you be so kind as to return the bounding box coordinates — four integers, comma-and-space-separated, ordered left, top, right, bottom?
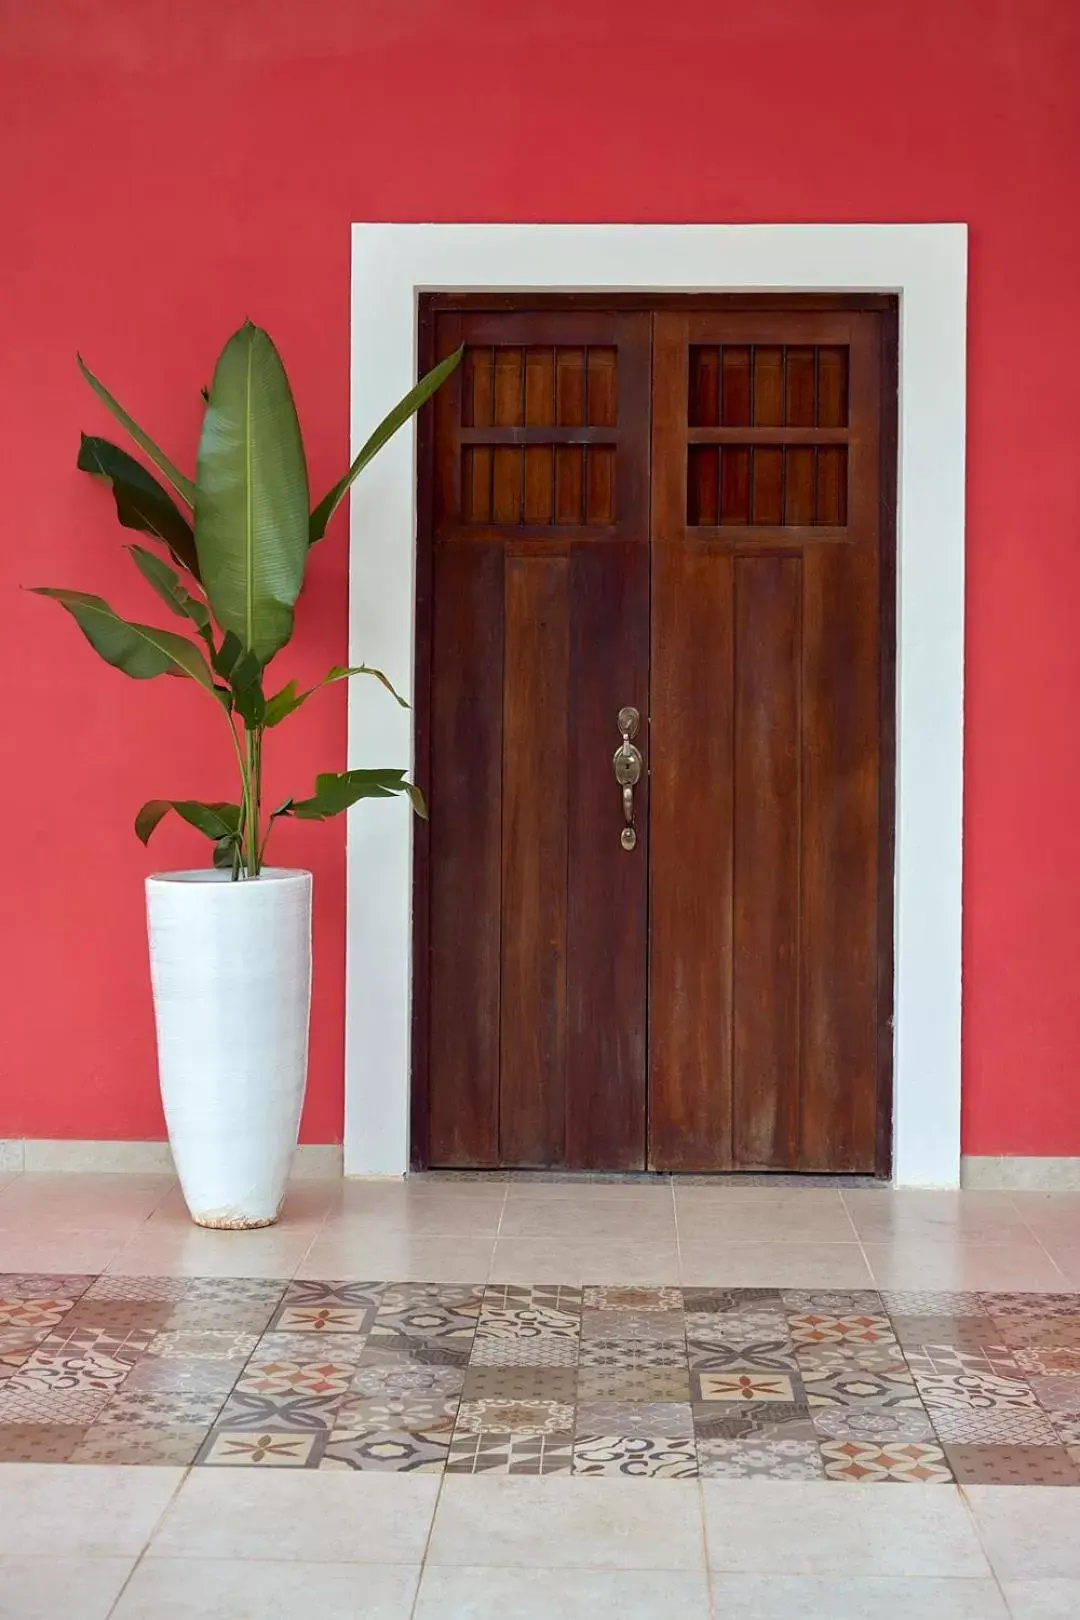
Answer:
32, 321, 460, 1228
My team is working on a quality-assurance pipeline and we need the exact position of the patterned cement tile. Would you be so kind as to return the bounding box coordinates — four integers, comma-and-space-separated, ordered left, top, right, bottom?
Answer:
803, 1365, 920, 1409
981, 1293, 1080, 1319
235, 1356, 357, 1398
333, 1388, 458, 1435
321, 1428, 448, 1472
996, 1318, 1080, 1350
577, 1338, 686, 1370
94, 1389, 225, 1427
0, 1385, 112, 1423
145, 1329, 259, 1362
0, 1422, 87, 1462
72, 1423, 209, 1465
572, 1435, 697, 1477
268, 1281, 385, 1334
349, 1361, 464, 1401
455, 1398, 575, 1435
691, 1401, 814, 1443
183, 1279, 289, 1307
61, 1299, 177, 1334
682, 1288, 782, 1313
698, 1438, 822, 1479
486, 1284, 583, 1312
1029, 1374, 1080, 1412
782, 1290, 883, 1314
903, 1341, 1022, 1378
915, 1371, 1061, 1444
880, 1291, 987, 1316
213, 1388, 346, 1434
811, 1403, 937, 1445
577, 1367, 692, 1402
462, 1365, 576, 1403
122, 1353, 241, 1397
891, 1315, 1005, 1353
1014, 1345, 1080, 1376
0, 1297, 81, 1331
0, 1275, 94, 1301
445, 1431, 574, 1474
794, 1340, 911, 1376
471, 1297, 581, 1366
575, 1400, 693, 1436
83, 1274, 191, 1303
789, 1314, 897, 1346
200, 1429, 322, 1467
820, 1440, 953, 1482
695, 1370, 800, 1403
688, 1336, 798, 1374
944, 1443, 1080, 1484
467, 1333, 580, 1368
580, 1309, 684, 1342
582, 1286, 681, 1312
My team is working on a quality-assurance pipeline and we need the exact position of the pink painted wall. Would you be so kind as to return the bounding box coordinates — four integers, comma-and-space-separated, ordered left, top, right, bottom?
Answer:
1, 0, 1078, 1152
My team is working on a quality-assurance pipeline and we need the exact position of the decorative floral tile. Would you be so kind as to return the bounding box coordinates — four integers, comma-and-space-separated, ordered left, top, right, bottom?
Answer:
697, 1371, 797, 1403
236, 1358, 356, 1398
1014, 1346, 1080, 1376
915, 1372, 1060, 1444
183, 1279, 288, 1307
812, 1404, 937, 1444
0, 1423, 87, 1462
820, 1440, 953, 1482
272, 1306, 373, 1334
122, 1353, 240, 1398
1029, 1375, 1080, 1412
146, 1329, 258, 1362
486, 1284, 583, 1313
891, 1315, 1004, 1353
462, 1365, 575, 1403
944, 1443, 1080, 1484
200, 1429, 321, 1467
0, 1275, 93, 1301
72, 1423, 209, 1465
686, 1307, 791, 1343
333, 1388, 458, 1435
1046, 1415, 1080, 1444
577, 1367, 692, 1403
445, 1430, 574, 1474
580, 1310, 684, 1343
350, 1361, 464, 1402
455, 1398, 575, 1435
582, 1286, 681, 1312
880, 1291, 986, 1316
0, 1385, 112, 1423
572, 1435, 697, 1478
996, 1318, 1080, 1351
214, 1388, 346, 1434
782, 1291, 883, 1315
0, 1298, 80, 1332
794, 1340, 911, 1376
367, 1294, 480, 1359
804, 1366, 919, 1410
692, 1402, 815, 1443
575, 1400, 692, 1436
789, 1314, 897, 1346
981, 1293, 1080, 1319
688, 1336, 798, 1375
279, 1280, 388, 1310
698, 1438, 823, 1480
577, 1339, 686, 1369
159, 1300, 280, 1334
84, 1275, 190, 1303
321, 1427, 448, 1472
0, 1326, 48, 1366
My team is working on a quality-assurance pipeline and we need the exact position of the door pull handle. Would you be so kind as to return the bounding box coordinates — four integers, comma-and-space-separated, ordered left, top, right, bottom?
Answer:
613, 705, 643, 852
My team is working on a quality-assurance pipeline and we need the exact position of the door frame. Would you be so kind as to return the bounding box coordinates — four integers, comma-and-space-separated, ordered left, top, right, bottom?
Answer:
346, 223, 967, 1188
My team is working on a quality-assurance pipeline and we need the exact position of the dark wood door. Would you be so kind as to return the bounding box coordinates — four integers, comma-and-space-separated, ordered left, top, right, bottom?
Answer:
417, 299, 894, 1174
422, 310, 652, 1169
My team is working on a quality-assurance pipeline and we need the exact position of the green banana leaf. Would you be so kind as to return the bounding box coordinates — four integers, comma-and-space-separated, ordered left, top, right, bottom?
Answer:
135, 800, 242, 845
31, 589, 215, 687
308, 346, 463, 543
127, 546, 212, 643
279, 768, 427, 821
195, 322, 309, 664
78, 436, 200, 579
263, 664, 407, 729
77, 357, 195, 508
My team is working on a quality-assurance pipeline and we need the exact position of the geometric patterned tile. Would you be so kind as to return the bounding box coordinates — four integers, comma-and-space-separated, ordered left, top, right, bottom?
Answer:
271, 1306, 373, 1335
455, 1398, 575, 1436
580, 1310, 684, 1343
682, 1288, 783, 1314
467, 1334, 580, 1368
581, 1287, 680, 1312
348, 1361, 464, 1402
891, 1316, 1005, 1353
943, 1443, 1080, 1485
60, 1299, 175, 1334
698, 1438, 822, 1480
820, 1440, 953, 1482
781, 1291, 883, 1314
0, 1276, 95, 1302
0, 1385, 113, 1424
145, 1330, 259, 1362
577, 1339, 687, 1370
121, 1354, 240, 1398
810, 1403, 937, 1445
461, 1366, 576, 1403
71, 1423, 209, 1465
83, 1275, 191, 1303
803, 1365, 919, 1409
572, 1435, 698, 1478
902, 1342, 1022, 1378
691, 1402, 815, 1443
321, 1427, 448, 1472
1014, 1345, 1080, 1377
212, 1388, 346, 1434
880, 1292, 986, 1316
0, 1299, 80, 1332
254, 1333, 371, 1368
487, 1285, 583, 1313
915, 1371, 1061, 1444
997, 1319, 1080, 1351
696, 1371, 797, 1403
576, 1368, 692, 1403
789, 1315, 897, 1346
981, 1293, 1080, 1319
182, 1279, 289, 1308
333, 1388, 458, 1436
1029, 1375, 1080, 1412
445, 1431, 574, 1475
199, 1429, 322, 1467
94, 1389, 225, 1428
235, 1358, 356, 1398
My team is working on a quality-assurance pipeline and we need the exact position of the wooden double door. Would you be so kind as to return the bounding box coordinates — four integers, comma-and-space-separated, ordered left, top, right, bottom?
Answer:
414, 297, 896, 1175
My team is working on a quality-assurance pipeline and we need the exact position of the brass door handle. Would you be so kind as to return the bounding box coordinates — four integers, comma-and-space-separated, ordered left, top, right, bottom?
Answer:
613, 705, 643, 851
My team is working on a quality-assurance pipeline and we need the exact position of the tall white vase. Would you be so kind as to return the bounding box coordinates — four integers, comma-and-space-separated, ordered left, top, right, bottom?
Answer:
146, 868, 312, 1229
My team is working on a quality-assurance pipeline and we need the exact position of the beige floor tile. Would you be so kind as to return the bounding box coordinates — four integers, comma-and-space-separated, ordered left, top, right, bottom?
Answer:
843, 1190, 1034, 1246
1032, 1241, 1080, 1288
678, 1242, 872, 1288
863, 1241, 1069, 1291
112, 1558, 419, 1618
0, 1173, 172, 1220
0, 1464, 184, 1556
504, 1180, 671, 1203
335, 1179, 506, 1214
498, 1200, 676, 1241
489, 1239, 680, 1285
0, 1234, 132, 1273
1001, 1580, 1080, 1618
148, 1180, 337, 1232
106, 1227, 315, 1279
320, 1197, 504, 1238
298, 1233, 495, 1282
701, 1481, 989, 1576
675, 1202, 857, 1244
427, 1476, 706, 1570
150, 1469, 438, 1564
709, 1575, 1008, 1617
964, 1486, 1080, 1579
415, 1566, 711, 1618
0, 1556, 135, 1620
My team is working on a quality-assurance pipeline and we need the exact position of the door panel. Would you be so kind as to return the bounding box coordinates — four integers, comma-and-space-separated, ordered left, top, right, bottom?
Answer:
426, 311, 652, 1169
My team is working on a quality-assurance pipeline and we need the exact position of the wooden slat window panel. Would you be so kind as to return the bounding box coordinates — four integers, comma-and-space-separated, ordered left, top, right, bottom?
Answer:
688, 444, 849, 527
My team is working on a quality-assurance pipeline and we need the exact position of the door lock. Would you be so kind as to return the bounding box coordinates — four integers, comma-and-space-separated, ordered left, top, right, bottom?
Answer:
613, 706, 643, 851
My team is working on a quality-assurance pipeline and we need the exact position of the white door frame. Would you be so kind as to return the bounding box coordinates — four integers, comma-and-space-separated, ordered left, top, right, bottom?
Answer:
347, 223, 967, 1188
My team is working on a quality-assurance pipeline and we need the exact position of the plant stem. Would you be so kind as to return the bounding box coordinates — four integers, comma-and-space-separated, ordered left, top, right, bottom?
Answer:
222, 709, 250, 883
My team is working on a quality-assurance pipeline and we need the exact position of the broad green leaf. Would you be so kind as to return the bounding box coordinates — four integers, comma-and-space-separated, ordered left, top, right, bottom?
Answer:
77, 357, 195, 508
127, 546, 212, 643
212, 630, 245, 680
31, 589, 215, 687
195, 321, 309, 663
283, 768, 425, 821
213, 834, 241, 872
309, 346, 463, 543
135, 799, 242, 845
263, 663, 407, 729
78, 435, 200, 578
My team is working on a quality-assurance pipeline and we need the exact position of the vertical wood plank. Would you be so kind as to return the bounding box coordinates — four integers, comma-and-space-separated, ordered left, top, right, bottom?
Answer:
428, 540, 504, 1165
721, 346, 752, 425
566, 539, 649, 1168
649, 314, 734, 1170
752, 447, 784, 525
785, 446, 816, 525
500, 555, 570, 1166
732, 556, 801, 1167
753, 347, 784, 426
689, 346, 720, 426
687, 445, 719, 525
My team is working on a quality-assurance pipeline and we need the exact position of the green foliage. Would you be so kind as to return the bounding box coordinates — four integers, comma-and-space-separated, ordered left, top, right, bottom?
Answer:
34, 324, 461, 878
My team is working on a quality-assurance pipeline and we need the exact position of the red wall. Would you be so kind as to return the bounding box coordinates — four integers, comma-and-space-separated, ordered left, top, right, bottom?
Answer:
2, 0, 1078, 1153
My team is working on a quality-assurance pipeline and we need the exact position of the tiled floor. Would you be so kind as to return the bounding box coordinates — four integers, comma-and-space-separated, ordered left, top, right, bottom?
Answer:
2, 1172, 1080, 1616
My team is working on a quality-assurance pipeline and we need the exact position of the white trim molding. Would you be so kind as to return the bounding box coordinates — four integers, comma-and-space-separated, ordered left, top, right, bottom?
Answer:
348, 223, 968, 1188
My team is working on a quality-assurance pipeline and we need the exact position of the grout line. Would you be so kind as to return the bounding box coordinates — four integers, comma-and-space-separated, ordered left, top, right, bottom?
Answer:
104, 1463, 192, 1619
954, 1481, 1013, 1615
407, 1472, 446, 1619
1010, 1198, 1075, 1288
838, 1189, 878, 1287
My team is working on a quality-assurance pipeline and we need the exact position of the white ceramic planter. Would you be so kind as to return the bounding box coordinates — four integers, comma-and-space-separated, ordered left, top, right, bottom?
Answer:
146, 868, 312, 1228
